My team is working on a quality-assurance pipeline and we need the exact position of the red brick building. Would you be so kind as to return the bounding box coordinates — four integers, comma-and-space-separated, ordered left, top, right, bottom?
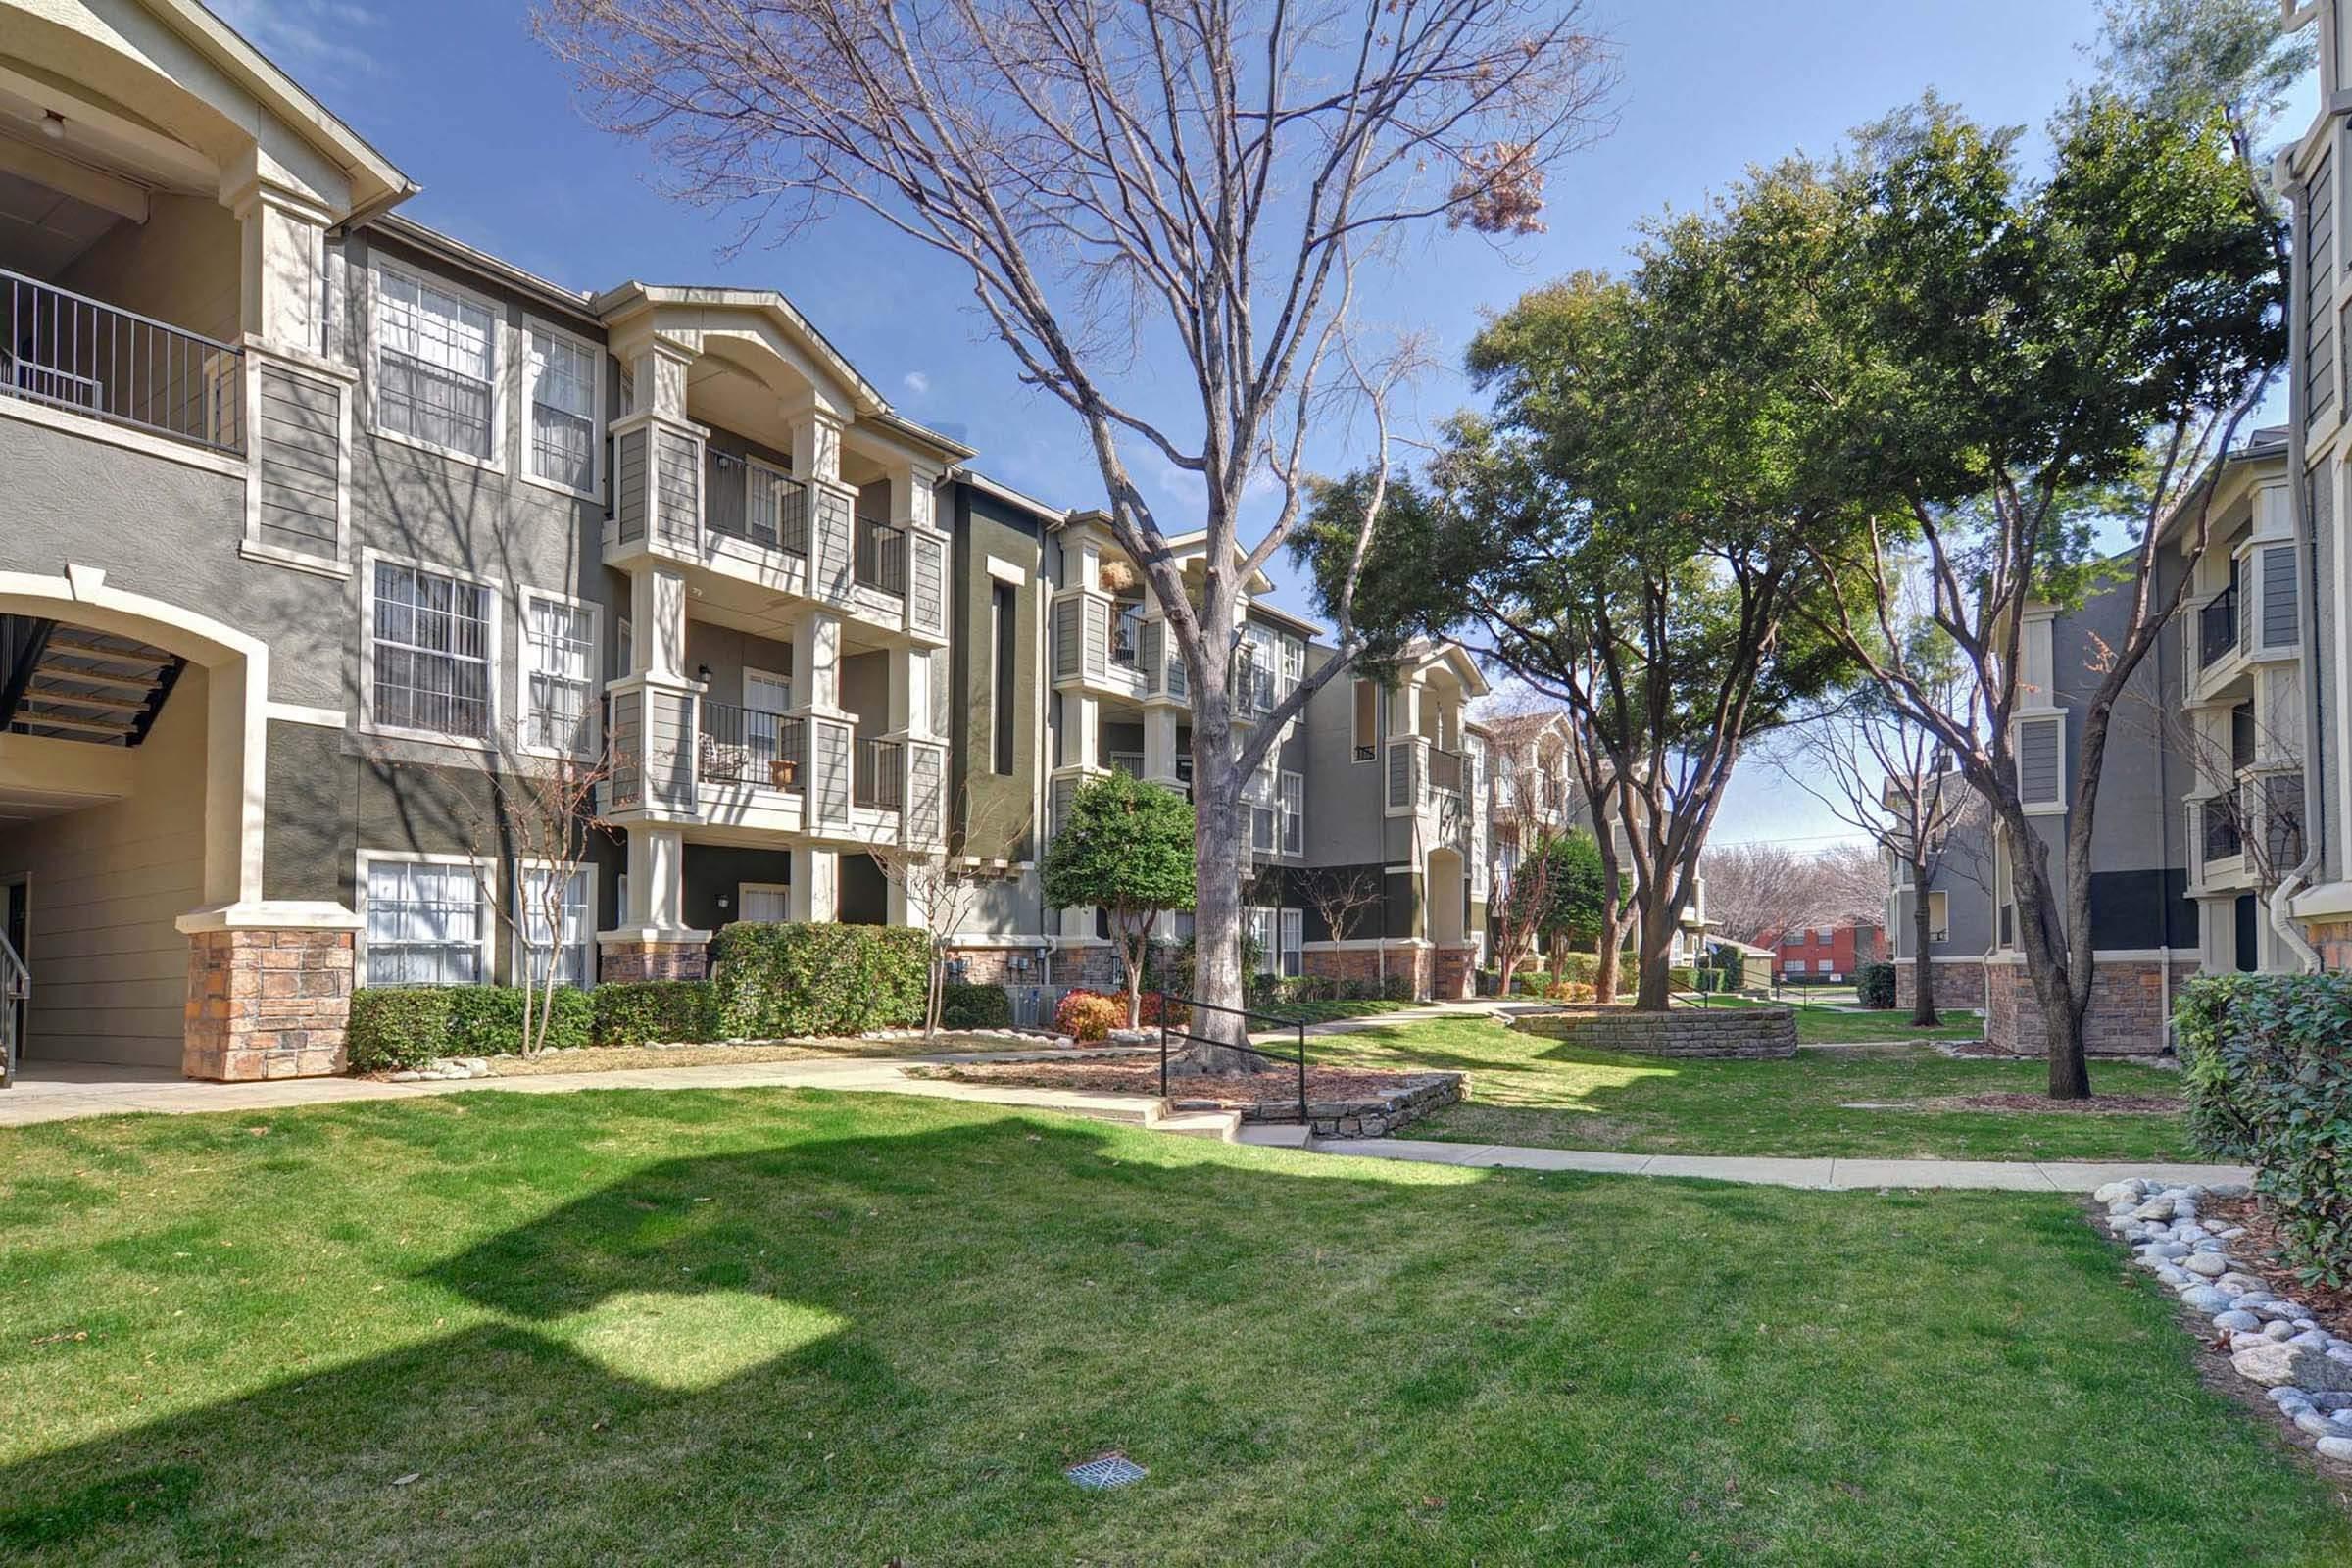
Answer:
1770, 923, 1883, 983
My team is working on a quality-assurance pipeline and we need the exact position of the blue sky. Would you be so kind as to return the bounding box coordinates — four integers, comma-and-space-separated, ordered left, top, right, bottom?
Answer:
217, 0, 2258, 850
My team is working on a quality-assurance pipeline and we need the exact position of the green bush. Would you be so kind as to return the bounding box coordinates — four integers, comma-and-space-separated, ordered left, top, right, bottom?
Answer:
1555, 952, 1599, 987
2176, 973, 2352, 1286
444, 985, 593, 1057
1338, 976, 1380, 1002
347, 988, 452, 1072
1667, 965, 1699, 993
712, 923, 930, 1038
1380, 971, 1414, 1002
594, 980, 718, 1047
1856, 961, 1898, 1010
940, 982, 1013, 1031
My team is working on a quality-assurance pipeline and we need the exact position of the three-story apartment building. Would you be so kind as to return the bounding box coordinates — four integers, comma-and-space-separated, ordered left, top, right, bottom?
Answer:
0, 0, 1496, 1083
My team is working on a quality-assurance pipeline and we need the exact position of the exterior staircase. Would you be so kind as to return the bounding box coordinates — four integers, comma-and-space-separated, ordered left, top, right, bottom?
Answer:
0, 616, 186, 746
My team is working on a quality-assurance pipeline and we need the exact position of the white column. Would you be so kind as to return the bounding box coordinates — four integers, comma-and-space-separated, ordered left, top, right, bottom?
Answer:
1066, 692, 1102, 773
624, 828, 688, 929
786, 397, 847, 485
790, 847, 839, 923
1389, 678, 1423, 738
1143, 707, 1180, 785
223, 166, 334, 354
631, 567, 690, 680
791, 605, 845, 715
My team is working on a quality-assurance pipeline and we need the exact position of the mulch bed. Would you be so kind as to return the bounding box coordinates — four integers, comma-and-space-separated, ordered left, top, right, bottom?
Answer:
2204, 1194, 2352, 1337
1913, 1091, 2186, 1116
918, 1059, 1420, 1105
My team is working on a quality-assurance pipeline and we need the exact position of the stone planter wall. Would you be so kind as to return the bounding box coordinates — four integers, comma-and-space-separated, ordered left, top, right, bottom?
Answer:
1894, 959, 1990, 1014
1208, 1071, 1463, 1138
1509, 1005, 1796, 1059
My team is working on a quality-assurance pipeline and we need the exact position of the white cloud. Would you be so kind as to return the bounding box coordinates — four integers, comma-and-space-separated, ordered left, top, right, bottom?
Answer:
213, 0, 382, 81
902, 370, 931, 397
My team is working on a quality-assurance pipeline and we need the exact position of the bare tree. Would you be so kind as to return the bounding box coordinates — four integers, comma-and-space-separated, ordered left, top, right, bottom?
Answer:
1302, 866, 1382, 990
447, 729, 617, 1058
535, 0, 1615, 1056
1694, 843, 1817, 950
870, 783, 1020, 1039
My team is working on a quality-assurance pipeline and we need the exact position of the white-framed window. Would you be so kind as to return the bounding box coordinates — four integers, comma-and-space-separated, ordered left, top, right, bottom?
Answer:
1816, 957, 1835, 974
358, 851, 494, 986
616, 616, 633, 678
738, 882, 791, 923
1278, 633, 1305, 699
1926, 890, 1950, 944
371, 260, 503, 466
1248, 906, 1279, 974
525, 325, 602, 497
516, 861, 596, 990
365, 554, 497, 744
1279, 770, 1303, 856
520, 591, 599, 758
1279, 907, 1302, 978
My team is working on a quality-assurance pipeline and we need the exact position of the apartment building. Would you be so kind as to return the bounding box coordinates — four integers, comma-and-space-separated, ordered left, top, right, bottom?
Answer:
0, 0, 1498, 1084
1771, 923, 1881, 985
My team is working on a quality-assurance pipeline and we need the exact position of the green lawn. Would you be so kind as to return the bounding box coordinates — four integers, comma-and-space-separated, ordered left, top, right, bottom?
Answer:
1254, 998, 1427, 1026
1306, 1017, 2197, 1160
1676, 996, 1987, 1046
0, 1090, 2342, 1564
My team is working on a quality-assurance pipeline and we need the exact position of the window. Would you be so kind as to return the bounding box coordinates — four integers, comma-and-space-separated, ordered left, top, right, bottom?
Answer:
616, 616, 633, 678
1352, 680, 1377, 760
526, 328, 600, 495
1278, 634, 1305, 700
519, 864, 594, 990
375, 264, 500, 462
361, 855, 489, 985
1817, 958, 1835, 974
369, 558, 494, 740
1251, 805, 1277, 854
2016, 714, 2066, 811
739, 883, 790, 923
1279, 770, 1303, 856
1926, 891, 1950, 944
522, 593, 597, 756
992, 583, 1017, 775
1280, 908, 1302, 978
1248, 906, 1279, 974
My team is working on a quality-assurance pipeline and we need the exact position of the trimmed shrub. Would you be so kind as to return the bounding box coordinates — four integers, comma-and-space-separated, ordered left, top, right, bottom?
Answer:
444, 985, 593, 1057
1338, 976, 1380, 1002
1555, 952, 1599, 987
1135, 991, 1190, 1028
940, 982, 1013, 1031
1856, 961, 1898, 1010
595, 980, 719, 1047
1667, 965, 1699, 993
1380, 971, 1414, 1002
1054, 988, 1126, 1041
713, 923, 929, 1038
347, 988, 452, 1072
2176, 973, 2352, 1285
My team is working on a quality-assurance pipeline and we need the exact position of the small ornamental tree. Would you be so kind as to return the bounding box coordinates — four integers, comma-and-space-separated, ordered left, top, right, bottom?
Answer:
1041, 774, 1196, 1032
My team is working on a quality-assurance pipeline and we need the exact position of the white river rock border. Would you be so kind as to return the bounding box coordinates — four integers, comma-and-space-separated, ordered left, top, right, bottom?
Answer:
2101, 1178, 2352, 1462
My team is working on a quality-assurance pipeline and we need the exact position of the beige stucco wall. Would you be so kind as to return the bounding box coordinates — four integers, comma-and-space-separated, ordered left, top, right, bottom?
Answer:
0, 668, 209, 1068
56, 192, 243, 343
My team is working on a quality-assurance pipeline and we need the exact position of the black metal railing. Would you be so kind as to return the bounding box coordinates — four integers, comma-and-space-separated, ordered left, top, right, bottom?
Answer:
705, 450, 809, 555
2203, 792, 2243, 862
856, 736, 904, 810
1156, 992, 1309, 1125
699, 699, 805, 790
1111, 604, 1144, 666
854, 517, 906, 596
2199, 586, 2239, 667
2, 267, 243, 453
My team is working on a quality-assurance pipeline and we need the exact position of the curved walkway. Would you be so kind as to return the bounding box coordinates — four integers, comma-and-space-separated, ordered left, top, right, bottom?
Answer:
0, 1050, 2253, 1193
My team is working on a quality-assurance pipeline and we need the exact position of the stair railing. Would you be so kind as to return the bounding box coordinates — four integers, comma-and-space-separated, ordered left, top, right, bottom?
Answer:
0, 927, 26, 1088
1155, 991, 1309, 1126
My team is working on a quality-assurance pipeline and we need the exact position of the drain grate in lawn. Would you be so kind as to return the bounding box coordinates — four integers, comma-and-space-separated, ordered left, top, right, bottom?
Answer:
1065, 1454, 1149, 1490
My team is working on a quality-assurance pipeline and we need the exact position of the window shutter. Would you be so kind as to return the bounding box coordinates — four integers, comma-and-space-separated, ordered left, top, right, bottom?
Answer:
2016, 716, 2064, 808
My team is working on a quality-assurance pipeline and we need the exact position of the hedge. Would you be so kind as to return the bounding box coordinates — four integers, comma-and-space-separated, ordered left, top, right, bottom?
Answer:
1856, 961, 1897, 1010
940, 982, 1013, 1031
2176, 973, 2352, 1286
348, 986, 593, 1071
348, 988, 452, 1072
594, 980, 719, 1047
713, 923, 929, 1038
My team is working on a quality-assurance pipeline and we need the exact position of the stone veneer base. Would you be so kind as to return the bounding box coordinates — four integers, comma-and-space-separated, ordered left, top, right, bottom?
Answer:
183, 928, 355, 1081
1983, 957, 2196, 1056
1191, 1071, 1463, 1139
1508, 1005, 1797, 1059
599, 940, 710, 983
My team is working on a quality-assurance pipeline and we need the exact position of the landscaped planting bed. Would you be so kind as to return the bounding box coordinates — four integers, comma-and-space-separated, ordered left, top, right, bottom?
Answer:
917, 1059, 1464, 1136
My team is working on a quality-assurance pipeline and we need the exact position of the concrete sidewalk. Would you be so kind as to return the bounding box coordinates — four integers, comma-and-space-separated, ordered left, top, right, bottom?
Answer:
0, 1050, 2253, 1193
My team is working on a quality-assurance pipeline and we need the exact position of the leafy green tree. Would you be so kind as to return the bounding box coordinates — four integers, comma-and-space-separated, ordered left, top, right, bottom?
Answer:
1041, 772, 1196, 1031
1533, 829, 1607, 953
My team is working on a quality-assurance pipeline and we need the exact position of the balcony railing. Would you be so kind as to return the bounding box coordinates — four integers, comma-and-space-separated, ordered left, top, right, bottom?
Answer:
854, 517, 906, 597
2198, 586, 2239, 668
699, 699, 805, 790
2202, 792, 2242, 863
856, 737, 904, 810
2, 267, 243, 454
1111, 604, 1145, 666
705, 449, 808, 555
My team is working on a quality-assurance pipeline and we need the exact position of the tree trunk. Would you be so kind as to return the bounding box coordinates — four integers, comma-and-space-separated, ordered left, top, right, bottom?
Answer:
1593, 906, 1623, 1004
1633, 897, 1677, 1012
1183, 707, 1254, 1074
1908, 862, 1939, 1027
1123, 951, 1145, 1030
2006, 825, 2091, 1100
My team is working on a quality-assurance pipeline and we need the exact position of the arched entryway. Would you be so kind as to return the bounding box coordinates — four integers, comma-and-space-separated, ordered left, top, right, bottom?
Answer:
1426, 845, 1475, 1000
0, 565, 356, 1081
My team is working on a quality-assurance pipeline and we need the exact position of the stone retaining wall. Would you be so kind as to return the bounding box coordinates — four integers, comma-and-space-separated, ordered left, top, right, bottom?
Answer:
1508, 1005, 1796, 1059
1894, 959, 1989, 1014
1200, 1071, 1464, 1138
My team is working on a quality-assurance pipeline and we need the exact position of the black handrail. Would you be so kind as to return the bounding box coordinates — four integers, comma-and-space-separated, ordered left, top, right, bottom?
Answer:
1155, 990, 1309, 1126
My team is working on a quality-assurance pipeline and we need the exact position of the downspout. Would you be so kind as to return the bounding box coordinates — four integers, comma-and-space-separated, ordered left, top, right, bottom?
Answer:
2155, 595, 2174, 1044
2268, 147, 2326, 971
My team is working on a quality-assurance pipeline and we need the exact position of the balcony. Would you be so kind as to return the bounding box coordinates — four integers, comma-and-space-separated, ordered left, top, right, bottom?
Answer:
854, 516, 906, 598
2, 268, 243, 455
2198, 586, 2238, 668
855, 737, 905, 810
699, 699, 804, 791
2201, 792, 2243, 864
1428, 745, 1466, 797
705, 449, 808, 555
